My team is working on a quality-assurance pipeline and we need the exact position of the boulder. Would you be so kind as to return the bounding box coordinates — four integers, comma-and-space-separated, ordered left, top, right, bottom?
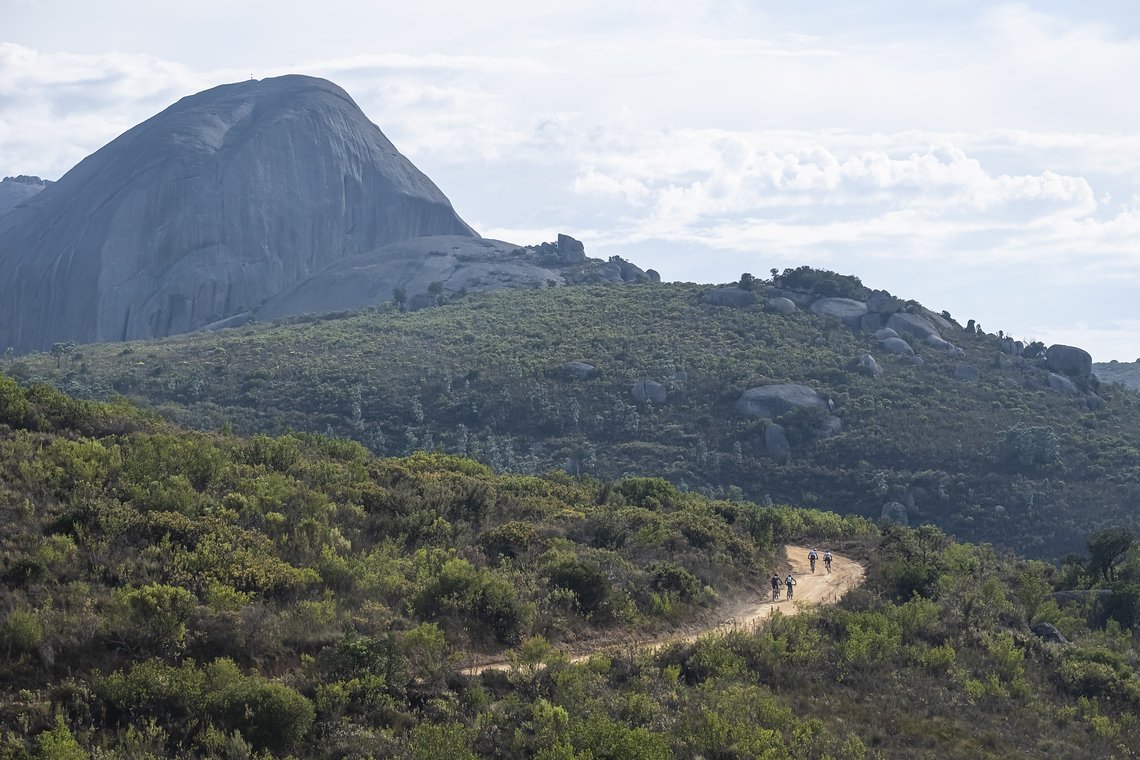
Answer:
954, 364, 980, 382
874, 327, 899, 340
866, 290, 902, 314
1047, 373, 1079, 395
597, 261, 625, 283
768, 288, 816, 307
1046, 344, 1092, 376
881, 501, 909, 525
1030, 622, 1069, 645
920, 308, 954, 331
856, 354, 883, 377
764, 424, 791, 463
561, 361, 597, 380
556, 233, 586, 264
256, 236, 564, 320
736, 384, 830, 419
859, 313, 884, 332
880, 337, 915, 356
1000, 337, 1020, 355
407, 293, 440, 311
646, 269, 662, 283
631, 377, 667, 405
887, 312, 940, 340
765, 296, 796, 315
810, 297, 868, 328
906, 355, 926, 367
701, 287, 757, 307
616, 259, 649, 283
925, 334, 951, 351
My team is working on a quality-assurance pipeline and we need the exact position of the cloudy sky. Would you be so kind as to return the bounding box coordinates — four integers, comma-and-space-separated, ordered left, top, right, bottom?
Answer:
4, 1, 1139, 360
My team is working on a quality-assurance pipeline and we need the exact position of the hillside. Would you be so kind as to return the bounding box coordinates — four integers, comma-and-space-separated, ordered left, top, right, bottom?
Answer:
1095, 360, 1140, 392
15, 273, 1140, 561
0, 376, 1137, 758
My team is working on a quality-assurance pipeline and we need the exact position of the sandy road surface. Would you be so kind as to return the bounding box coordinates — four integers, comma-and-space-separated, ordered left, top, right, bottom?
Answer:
461, 544, 865, 675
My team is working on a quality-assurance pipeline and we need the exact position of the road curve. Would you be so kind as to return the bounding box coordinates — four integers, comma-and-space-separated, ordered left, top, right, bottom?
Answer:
461, 544, 865, 675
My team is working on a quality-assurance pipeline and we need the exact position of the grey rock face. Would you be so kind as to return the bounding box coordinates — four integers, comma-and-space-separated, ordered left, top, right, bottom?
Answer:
859, 313, 884, 332
736, 384, 830, 419
701, 287, 757, 307
0, 75, 477, 352
1030, 622, 1069, 644
874, 327, 899, 340
920, 308, 955, 331
856, 354, 883, 377
865, 290, 902, 314
1000, 337, 1020, 355
765, 296, 796, 314
631, 378, 667, 405
255, 236, 562, 320
562, 361, 597, 380
765, 423, 791, 463
810, 297, 867, 327
955, 364, 980, 382
925, 334, 951, 351
556, 233, 586, 264
887, 312, 940, 340
1047, 373, 1079, 395
1046, 344, 1093, 376
881, 501, 909, 525
880, 337, 915, 356
646, 269, 662, 283
0, 175, 51, 217
616, 259, 649, 282
597, 261, 625, 283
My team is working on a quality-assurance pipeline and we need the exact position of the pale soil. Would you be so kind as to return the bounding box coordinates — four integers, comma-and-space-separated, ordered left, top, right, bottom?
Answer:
460, 544, 865, 675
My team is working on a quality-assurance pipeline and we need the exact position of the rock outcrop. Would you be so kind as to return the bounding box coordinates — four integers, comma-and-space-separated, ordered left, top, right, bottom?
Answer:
631, 378, 667, 405
886, 312, 940, 340
810, 297, 867, 328
1046, 345, 1093, 377
764, 423, 791, 463
736, 384, 831, 419
0, 75, 478, 352
701, 287, 757, 307
765, 297, 796, 315
880, 337, 915, 356
561, 362, 597, 380
0, 175, 52, 217
254, 236, 563, 320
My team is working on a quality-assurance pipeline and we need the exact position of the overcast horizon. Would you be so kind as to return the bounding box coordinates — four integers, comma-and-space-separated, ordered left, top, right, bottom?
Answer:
3, 1, 1139, 360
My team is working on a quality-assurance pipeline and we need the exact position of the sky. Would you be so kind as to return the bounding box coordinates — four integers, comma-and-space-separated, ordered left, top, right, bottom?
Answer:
3, 0, 1140, 360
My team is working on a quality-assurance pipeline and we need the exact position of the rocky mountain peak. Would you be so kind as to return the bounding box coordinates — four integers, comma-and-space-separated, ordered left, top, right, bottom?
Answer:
0, 75, 476, 352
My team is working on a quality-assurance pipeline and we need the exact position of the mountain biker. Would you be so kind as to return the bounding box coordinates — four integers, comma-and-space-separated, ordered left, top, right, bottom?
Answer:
823, 550, 833, 573
771, 573, 781, 600
785, 574, 797, 599
808, 548, 818, 573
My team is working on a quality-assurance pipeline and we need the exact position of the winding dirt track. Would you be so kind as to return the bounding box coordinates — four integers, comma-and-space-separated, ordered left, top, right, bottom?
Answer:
461, 544, 865, 675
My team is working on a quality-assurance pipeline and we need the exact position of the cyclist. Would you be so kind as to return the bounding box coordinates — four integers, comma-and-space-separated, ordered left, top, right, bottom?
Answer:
785, 574, 797, 599
808, 548, 818, 574
823, 550, 833, 573
770, 573, 781, 601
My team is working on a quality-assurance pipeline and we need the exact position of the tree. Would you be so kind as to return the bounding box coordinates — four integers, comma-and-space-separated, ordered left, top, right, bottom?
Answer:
738, 272, 756, 292
427, 281, 445, 298
1087, 527, 1135, 582
392, 287, 408, 310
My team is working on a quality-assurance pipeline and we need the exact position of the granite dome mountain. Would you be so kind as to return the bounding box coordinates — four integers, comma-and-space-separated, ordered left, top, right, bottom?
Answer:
0, 75, 603, 352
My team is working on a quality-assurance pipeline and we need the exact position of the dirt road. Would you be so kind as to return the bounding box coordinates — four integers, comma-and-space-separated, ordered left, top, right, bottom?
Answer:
461, 544, 865, 675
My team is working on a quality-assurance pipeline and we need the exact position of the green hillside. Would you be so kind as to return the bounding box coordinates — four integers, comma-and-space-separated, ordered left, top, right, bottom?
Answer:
16, 276, 1140, 561
0, 375, 1138, 757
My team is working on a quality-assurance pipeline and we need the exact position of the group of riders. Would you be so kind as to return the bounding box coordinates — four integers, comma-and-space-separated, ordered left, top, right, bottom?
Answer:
770, 548, 832, 600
